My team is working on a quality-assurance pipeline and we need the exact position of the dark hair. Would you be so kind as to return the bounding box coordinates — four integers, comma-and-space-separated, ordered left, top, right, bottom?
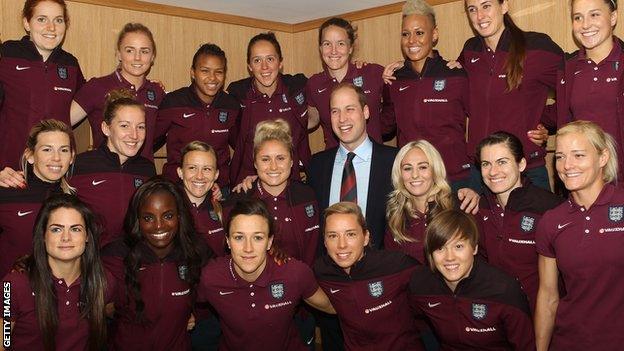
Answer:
476, 131, 525, 164
246, 32, 283, 64
192, 43, 227, 70
318, 17, 357, 46
424, 209, 478, 270
116, 23, 157, 56
103, 88, 145, 125
500, 4, 526, 91
330, 82, 368, 108
28, 194, 106, 351
225, 198, 275, 239
122, 177, 204, 321
22, 0, 69, 28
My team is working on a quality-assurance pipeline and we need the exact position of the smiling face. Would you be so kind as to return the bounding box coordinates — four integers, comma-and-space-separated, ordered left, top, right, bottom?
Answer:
480, 143, 526, 202
139, 191, 179, 259
431, 234, 477, 291
324, 213, 370, 274
116, 31, 155, 81
400, 147, 434, 202
555, 131, 607, 195
27, 131, 74, 183
320, 25, 353, 72
330, 86, 369, 151
401, 14, 438, 72
177, 150, 219, 206
254, 139, 292, 196
102, 105, 146, 164
191, 54, 225, 104
248, 40, 283, 93
465, 0, 508, 45
45, 207, 87, 265
227, 214, 273, 282
23, 1, 67, 60
572, 0, 617, 54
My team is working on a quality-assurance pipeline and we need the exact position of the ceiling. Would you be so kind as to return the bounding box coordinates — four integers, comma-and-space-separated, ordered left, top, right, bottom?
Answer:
142, 0, 401, 24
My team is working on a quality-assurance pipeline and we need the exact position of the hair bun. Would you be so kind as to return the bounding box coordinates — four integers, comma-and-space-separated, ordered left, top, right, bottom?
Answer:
105, 88, 135, 106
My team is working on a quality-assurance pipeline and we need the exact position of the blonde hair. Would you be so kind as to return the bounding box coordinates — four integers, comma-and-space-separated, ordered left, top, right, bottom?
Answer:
179, 140, 221, 221
386, 140, 453, 244
253, 119, 293, 157
323, 201, 368, 233
21, 119, 75, 194
402, 0, 436, 26
556, 120, 618, 184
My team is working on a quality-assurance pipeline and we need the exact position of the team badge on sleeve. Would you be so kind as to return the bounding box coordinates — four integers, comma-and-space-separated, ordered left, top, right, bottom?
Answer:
178, 265, 188, 280
609, 206, 624, 222
134, 178, 144, 188
146, 89, 156, 102
218, 111, 229, 123
353, 76, 364, 87
209, 210, 219, 221
520, 215, 536, 233
368, 281, 384, 298
282, 94, 289, 104
295, 93, 305, 105
472, 303, 487, 320
270, 283, 285, 300
57, 66, 68, 79
304, 204, 315, 218
433, 79, 446, 92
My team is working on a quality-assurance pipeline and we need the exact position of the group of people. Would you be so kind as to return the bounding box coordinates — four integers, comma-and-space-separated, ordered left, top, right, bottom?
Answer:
1, 0, 623, 350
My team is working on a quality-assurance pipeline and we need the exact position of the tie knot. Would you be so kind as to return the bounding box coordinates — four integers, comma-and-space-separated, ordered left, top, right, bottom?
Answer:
347, 152, 356, 162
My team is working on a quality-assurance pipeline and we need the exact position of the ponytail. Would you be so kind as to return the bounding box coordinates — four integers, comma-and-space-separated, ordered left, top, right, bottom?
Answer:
502, 13, 526, 91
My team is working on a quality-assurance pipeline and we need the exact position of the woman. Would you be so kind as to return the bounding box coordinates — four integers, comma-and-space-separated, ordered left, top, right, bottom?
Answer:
535, 121, 624, 350
382, 0, 475, 191
476, 131, 562, 311
384, 140, 456, 265
1, 194, 108, 351
177, 141, 226, 256
228, 119, 320, 266
0, 0, 84, 169
102, 177, 208, 351
155, 44, 239, 188
70, 89, 156, 247
0, 119, 75, 277
70, 22, 164, 160
227, 32, 309, 185
410, 209, 534, 350
198, 198, 334, 351
315, 201, 423, 351
556, 0, 624, 180
306, 17, 385, 149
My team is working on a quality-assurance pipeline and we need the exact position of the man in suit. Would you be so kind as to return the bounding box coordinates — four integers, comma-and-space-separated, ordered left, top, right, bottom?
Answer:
307, 82, 396, 351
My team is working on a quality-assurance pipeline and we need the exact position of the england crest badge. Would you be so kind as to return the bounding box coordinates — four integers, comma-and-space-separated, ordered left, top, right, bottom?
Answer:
368, 281, 384, 298
282, 94, 288, 104
270, 283, 285, 300
178, 265, 188, 280
57, 66, 68, 80
295, 92, 305, 105
304, 204, 314, 218
353, 76, 364, 87
520, 215, 536, 233
146, 89, 156, 102
433, 79, 446, 92
209, 210, 219, 221
134, 178, 144, 188
218, 111, 228, 123
609, 206, 624, 222
472, 303, 487, 320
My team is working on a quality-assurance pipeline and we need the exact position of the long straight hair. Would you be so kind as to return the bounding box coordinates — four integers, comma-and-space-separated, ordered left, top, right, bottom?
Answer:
501, 4, 526, 91
28, 194, 106, 351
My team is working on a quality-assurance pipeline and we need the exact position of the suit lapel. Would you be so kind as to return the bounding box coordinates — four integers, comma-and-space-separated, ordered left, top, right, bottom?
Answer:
365, 142, 380, 218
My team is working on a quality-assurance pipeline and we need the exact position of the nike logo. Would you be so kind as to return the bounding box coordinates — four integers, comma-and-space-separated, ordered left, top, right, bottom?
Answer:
399, 86, 409, 92
219, 291, 234, 296
330, 288, 340, 294
182, 113, 196, 118
470, 58, 480, 63
317, 87, 327, 93
428, 302, 441, 308
557, 222, 572, 230
574, 70, 582, 75
560, 78, 565, 85
92, 180, 106, 186
17, 210, 34, 217
483, 216, 489, 221
15, 65, 30, 71
306, 336, 315, 345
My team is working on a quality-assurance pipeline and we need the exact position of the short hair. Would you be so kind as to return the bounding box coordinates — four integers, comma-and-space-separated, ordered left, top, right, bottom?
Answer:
318, 17, 357, 46
330, 82, 368, 109
556, 120, 619, 184
247, 32, 283, 64
476, 131, 525, 164
225, 198, 275, 239
116, 23, 157, 56
103, 89, 145, 125
424, 209, 479, 269
192, 43, 227, 71
402, 0, 436, 26
253, 118, 293, 157
323, 201, 368, 234
180, 141, 217, 165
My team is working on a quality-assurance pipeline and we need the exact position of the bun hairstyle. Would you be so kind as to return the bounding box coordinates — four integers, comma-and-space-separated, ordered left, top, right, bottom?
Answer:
116, 22, 156, 56
253, 118, 293, 157
402, 0, 437, 26
192, 43, 227, 70
247, 32, 283, 64
102, 88, 144, 125
318, 17, 358, 46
